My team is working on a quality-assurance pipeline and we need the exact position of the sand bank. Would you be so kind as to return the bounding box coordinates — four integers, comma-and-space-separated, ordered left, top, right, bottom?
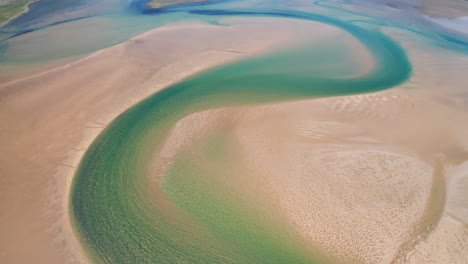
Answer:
1, 9, 467, 263
157, 27, 468, 264
0, 0, 39, 27
0, 17, 342, 263
160, 86, 467, 264
147, 0, 208, 9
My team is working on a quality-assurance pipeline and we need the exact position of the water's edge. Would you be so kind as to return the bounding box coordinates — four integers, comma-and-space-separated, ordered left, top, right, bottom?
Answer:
69, 8, 411, 264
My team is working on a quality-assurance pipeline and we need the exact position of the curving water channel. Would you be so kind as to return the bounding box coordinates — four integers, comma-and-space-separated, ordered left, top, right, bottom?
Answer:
65, 3, 413, 264
2, 0, 468, 262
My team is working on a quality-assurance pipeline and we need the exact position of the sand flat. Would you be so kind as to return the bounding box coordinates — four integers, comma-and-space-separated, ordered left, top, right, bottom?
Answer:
1, 6, 467, 263
154, 26, 468, 263
0, 18, 340, 263
158, 86, 468, 264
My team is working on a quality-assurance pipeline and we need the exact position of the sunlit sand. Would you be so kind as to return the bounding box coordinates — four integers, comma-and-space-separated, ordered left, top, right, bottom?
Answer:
0, 18, 342, 263
1, 0, 467, 263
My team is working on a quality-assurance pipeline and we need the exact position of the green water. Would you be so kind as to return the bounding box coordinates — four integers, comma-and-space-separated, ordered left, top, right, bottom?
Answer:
162, 131, 317, 263
70, 13, 411, 263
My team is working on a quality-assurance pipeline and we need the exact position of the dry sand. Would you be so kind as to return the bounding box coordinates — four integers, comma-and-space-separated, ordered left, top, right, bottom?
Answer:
157, 27, 468, 264
1, 13, 467, 264
161, 88, 468, 264
0, 18, 342, 263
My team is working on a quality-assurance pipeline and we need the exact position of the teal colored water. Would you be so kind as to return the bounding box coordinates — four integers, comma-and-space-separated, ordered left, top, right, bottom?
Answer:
1, 0, 467, 63
69, 5, 412, 263
3, 0, 468, 263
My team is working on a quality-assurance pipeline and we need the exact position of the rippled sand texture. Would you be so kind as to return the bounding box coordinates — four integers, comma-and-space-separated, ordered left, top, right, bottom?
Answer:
1, 1, 468, 263
163, 91, 467, 264
0, 18, 321, 263
160, 40, 468, 263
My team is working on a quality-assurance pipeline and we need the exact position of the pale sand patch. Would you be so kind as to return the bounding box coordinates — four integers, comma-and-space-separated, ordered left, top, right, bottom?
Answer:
407, 217, 468, 264
226, 91, 450, 264
417, 0, 468, 19
445, 161, 468, 225
0, 54, 88, 90
0, 18, 344, 263
381, 26, 468, 112
405, 161, 468, 264
152, 23, 468, 264
156, 26, 468, 261
377, 29, 468, 263
160, 86, 468, 264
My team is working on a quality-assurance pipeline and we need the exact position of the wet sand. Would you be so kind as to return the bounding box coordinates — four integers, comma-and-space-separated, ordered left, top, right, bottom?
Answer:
0, 18, 339, 263
157, 26, 468, 264
161, 87, 468, 264
1, 6, 467, 264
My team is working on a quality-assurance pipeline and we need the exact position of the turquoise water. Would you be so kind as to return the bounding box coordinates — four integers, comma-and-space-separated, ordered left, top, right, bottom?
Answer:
0, 0, 467, 62
2, 0, 467, 263
67, 2, 412, 263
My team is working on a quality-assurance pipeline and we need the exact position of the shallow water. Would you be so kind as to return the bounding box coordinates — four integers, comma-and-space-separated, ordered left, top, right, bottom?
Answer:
67, 3, 413, 263
2, 0, 466, 263
0, 0, 467, 63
